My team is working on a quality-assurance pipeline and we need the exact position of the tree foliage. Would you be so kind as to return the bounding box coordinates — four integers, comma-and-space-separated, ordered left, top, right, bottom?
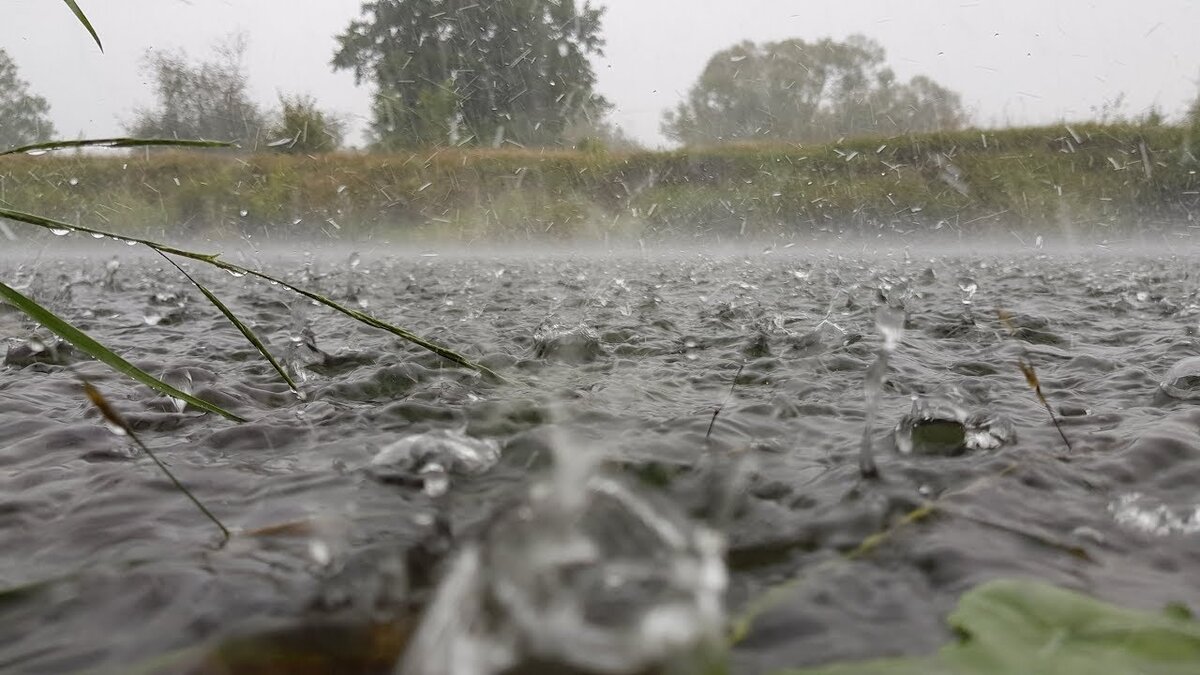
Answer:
332, 0, 609, 149
268, 95, 345, 154
0, 49, 57, 150
662, 35, 968, 146
127, 36, 267, 150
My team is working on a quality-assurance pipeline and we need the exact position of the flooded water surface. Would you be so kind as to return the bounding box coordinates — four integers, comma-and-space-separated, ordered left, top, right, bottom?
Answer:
4, 241, 1200, 673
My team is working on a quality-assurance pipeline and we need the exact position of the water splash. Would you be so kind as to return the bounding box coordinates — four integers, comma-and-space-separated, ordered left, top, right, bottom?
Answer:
1110, 493, 1200, 536
400, 442, 726, 675
1161, 357, 1200, 400
894, 396, 1015, 456
860, 306, 906, 477
370, 429, 500, 496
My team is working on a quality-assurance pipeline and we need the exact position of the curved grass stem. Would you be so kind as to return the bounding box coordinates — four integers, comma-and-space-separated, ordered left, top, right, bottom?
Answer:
83, 381, 230, 541
0, 206, 504, 384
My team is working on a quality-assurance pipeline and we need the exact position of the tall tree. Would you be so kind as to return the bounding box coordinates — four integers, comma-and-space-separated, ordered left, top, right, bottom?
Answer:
127, 35, 268, 149
0, 49, 57, 150
332, 0, 608, 149
662, 36, 968, 145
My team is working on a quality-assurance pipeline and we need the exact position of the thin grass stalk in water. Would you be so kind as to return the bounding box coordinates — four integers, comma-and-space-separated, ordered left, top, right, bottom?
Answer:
727, 458, 1092, 645
157, 251, 301, 395
83, 381, 230, 541
0, 206, 503, 381
706, 363, 744, 440
997, 309, 1072, 453
0, 280, 245, 421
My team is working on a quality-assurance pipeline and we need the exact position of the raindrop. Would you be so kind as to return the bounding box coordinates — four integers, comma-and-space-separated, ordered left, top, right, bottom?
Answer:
49, 227, 72, 236
90, 232, 105, 239
143, 311, 164, 326
102, 420, 128, 437
957, 277, 978, 303
421, 464, 450, 497
239, 209, 248, 217
309, 539, 332, 566
226, 269, 246, 278
68, 177, 79, 186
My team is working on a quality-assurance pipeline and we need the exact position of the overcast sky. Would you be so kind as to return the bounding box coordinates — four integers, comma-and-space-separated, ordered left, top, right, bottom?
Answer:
6, 0, 1200, 147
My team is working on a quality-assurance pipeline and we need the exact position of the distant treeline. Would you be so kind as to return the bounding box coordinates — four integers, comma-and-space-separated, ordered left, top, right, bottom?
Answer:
3, 124, 1198, 241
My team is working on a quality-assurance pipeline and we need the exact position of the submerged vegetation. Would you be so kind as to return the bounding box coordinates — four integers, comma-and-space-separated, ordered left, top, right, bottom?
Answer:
3, 123, 1197, 241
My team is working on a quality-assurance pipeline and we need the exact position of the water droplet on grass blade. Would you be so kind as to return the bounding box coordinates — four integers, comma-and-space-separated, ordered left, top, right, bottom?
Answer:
226, 269, 246, 278
50, 227, 72, 236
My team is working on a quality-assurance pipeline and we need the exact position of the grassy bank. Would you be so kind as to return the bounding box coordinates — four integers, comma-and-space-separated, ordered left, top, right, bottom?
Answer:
3, 123, 1199, 241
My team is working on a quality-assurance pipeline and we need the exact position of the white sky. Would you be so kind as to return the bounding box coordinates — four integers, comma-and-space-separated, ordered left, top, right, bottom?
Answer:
6, 0, 1200, 147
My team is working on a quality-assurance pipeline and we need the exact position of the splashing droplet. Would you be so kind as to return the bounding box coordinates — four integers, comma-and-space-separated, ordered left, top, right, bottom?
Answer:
1161, 357, 1200, 400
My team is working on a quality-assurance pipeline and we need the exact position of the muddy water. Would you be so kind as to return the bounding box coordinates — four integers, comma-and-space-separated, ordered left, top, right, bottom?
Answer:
3, 241, 1200, 673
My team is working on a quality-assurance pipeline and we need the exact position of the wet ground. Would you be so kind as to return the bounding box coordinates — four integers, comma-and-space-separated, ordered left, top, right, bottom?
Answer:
4, 239, 1200, 673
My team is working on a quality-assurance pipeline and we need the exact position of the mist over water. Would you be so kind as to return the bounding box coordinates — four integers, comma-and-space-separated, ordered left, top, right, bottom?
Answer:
4, 229, 1200, 671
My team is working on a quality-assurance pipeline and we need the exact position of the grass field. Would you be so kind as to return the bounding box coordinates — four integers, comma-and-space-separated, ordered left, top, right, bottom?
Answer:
3, 123, 1198, 241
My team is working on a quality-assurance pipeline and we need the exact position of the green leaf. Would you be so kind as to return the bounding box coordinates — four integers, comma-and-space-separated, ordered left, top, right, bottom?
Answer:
773, 579, 1200, 675
61, 0, 103, 52
0, 281, 245, 422
157, 252, 300, 394
0, 137, 235, 157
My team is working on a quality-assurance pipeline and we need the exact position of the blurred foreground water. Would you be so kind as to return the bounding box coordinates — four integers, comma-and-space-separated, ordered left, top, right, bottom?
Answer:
4, 241, 1200, 673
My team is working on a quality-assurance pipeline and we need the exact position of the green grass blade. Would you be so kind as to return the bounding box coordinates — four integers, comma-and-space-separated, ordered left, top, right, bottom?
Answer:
0, 207, 502, 381
0, 281, 246, 422
157, 252, 300, 394
0, 137, 234, 157
0, 207, 217, 260
216, 262, 505, 381
84, 381, 230, 541
61, 0, 103, 52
